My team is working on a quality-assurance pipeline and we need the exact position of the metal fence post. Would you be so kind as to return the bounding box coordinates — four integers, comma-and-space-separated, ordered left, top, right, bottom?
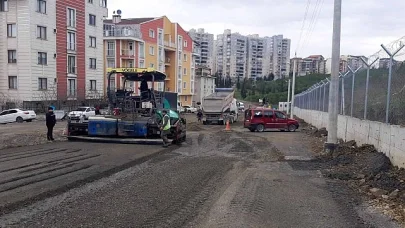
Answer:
339, 71, 349, 115
347, 66, 361, 117
325, 78, 330, 112
381, 43, 405, 123
361, 57, 379, 120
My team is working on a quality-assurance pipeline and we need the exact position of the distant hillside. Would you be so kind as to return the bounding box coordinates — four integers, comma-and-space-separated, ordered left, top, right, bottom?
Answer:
235, 74, 330, 105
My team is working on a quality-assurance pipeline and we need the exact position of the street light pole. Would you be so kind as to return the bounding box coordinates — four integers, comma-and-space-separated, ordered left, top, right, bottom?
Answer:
325, 0, 342, 154
290, 56, 297, 119
287, 79, 291, 114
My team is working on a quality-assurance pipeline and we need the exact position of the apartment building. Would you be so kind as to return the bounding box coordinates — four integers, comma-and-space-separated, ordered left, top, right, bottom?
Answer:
192, 65, 215, 105
0, 0, 107, 103
215, 29, 247, 81
262, 35, 291, 79
103, 14, 196, 105
379, 58, 399, 69
188, 28, 214, 70
246, 35, 264, 79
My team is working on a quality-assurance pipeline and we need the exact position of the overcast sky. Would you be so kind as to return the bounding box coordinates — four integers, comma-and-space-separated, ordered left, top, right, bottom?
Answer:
108, 0, 405, 59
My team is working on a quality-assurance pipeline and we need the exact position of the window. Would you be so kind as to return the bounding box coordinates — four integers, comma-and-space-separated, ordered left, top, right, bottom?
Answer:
37, 0, 46, 13
253, 111, 263, 118
100, 0, 107, 7
0, 0, 8, 11
68, 79, 76, 97
178, 52, 182, 61
68, 55, 76, 74
67, 8, 75, 27
88, 0, 93, 3
183, 68, 186, 75
37, 26, 47, 39
264, 111, 273, 118
67, 32, 76, 50
139, 60, 145, 68
149, 46, 154, 55
89, 14, 96, 26
90, 80, 96, 90
7, 24, 16, 37
150, 63, 154, 68
9, 76, 17, 89
149, 29, 155, 38
183, 82, 186, 89
89, 58, 96, 69
8, 50, 16, 63
275, 112, 286, 119
89, 36, 96, 47
107, 59, 115, 68
184, 40, 187, 47
38, 78, 47, 90
185, 96, 188, 101
37, 52, 47, 65
139, 43, 145, 58
107, 41, 115, 56
184, 54, 187, 61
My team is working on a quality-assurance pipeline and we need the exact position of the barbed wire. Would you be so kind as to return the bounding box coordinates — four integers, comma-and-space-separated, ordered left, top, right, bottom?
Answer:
366, 36, 405, 65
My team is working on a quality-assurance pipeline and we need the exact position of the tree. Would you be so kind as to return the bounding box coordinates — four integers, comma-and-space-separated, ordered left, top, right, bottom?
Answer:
241, 78, 247, 99
268, 73, 275, 81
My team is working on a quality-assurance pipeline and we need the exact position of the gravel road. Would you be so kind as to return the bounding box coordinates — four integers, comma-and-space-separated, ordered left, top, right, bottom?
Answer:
0, 116, 400, 227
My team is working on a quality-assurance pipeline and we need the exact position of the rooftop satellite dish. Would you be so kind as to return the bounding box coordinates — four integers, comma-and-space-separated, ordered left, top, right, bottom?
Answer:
117, 10, 122, 15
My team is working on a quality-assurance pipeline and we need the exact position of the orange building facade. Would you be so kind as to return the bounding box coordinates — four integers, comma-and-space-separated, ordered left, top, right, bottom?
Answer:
103, 14, 196, 106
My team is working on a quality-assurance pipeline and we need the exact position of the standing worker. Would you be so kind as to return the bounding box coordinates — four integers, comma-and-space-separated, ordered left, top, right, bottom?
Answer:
160, 110, 171, 147
46, 107, 56, 141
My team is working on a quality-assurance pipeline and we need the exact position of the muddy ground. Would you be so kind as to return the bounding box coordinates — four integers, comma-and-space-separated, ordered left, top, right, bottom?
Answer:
297, 117, 405, 224
0, 114, 402, 227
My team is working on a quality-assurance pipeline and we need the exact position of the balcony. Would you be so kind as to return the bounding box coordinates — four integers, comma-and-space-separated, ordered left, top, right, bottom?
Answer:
192, 46, 201, 56
164, 40, 176, 50
104, 24, 142, 40
165, 57, 171, 65
121, 49, 135, 57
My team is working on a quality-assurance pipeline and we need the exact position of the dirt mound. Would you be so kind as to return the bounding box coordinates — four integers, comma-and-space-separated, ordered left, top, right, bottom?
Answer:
319, 141, 405, 222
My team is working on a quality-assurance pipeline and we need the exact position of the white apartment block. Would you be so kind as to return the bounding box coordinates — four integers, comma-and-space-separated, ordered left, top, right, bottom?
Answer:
215, 29, 247, 80
246, 34, 264, 79
0, 0, 107, 106
188, 28, 214, 70
85, 0, 108, 99
263, 35, 291, 79
0, 0, 57, 102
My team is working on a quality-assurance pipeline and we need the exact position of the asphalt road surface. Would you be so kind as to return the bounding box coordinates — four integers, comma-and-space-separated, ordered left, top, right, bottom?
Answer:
0, 116, 399, 227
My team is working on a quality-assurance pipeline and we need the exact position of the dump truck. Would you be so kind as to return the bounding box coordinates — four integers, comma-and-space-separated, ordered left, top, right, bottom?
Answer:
202, 88, 238, 125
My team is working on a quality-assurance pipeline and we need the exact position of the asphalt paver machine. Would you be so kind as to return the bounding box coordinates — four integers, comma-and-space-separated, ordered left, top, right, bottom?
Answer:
67, 68, 186, 144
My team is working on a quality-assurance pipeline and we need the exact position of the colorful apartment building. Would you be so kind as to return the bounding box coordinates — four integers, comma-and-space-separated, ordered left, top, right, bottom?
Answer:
0, 0, 107, 103
103, 13, 197, 106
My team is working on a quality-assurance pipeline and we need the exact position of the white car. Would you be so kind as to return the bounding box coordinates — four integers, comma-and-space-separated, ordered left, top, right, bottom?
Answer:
68, 107, 96, 121
182, 106, 198, 113
0, 109, 37, 124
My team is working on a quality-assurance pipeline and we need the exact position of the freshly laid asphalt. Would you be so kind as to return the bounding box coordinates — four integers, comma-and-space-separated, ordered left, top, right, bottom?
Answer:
0, 118, 400, 227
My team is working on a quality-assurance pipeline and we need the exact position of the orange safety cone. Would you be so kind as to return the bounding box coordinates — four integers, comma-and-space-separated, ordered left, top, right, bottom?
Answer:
224, 120, 231, 131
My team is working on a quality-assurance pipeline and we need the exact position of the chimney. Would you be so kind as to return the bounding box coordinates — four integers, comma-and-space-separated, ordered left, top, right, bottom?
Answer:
112, 14, 121, 24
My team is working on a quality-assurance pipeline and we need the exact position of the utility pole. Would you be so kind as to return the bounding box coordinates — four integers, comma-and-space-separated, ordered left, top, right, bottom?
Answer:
290, 54, 297, 119
287, 79, 291, 114
325, 0, 342, 154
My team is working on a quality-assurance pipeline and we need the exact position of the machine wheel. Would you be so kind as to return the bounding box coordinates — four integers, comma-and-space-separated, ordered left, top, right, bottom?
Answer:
288, 124, 297, 132
16, 116, 24, 123
219, 120, 224, 125
256, 124, 265, 132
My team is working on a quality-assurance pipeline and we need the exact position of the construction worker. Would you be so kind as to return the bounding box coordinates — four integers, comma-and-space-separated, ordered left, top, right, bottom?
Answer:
160, 110, 171, 147
46, 106, 56, 141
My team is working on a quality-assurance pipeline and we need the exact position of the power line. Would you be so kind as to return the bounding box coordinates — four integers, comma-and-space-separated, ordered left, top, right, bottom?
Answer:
301, 0, 325, 53
295, 0, 311, 54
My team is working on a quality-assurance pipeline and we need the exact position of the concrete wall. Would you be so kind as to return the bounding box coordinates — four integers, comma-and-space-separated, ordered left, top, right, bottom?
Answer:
294, 107, 405, 168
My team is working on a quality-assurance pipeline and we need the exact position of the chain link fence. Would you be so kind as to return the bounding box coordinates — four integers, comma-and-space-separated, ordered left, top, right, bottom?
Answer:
295, 36, 405, 125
